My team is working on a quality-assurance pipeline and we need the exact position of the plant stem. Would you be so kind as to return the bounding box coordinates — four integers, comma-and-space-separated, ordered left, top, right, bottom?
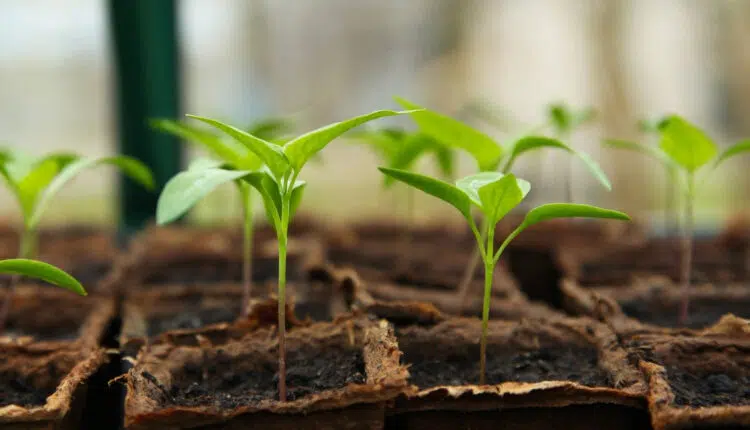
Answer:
277, 232, 287, 401
678, 174, 694, 325
458, 217, 486, 312
666, 166, 679, 236
240, 184, 254, 318
479, 225, 494, 385
0, 226, 37, 333
402, 185, 415, 270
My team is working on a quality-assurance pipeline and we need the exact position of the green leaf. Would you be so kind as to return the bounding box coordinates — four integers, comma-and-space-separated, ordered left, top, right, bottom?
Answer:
187, 115, 290, 178
188, 157, 225, 170
247, 118, 294, 141
714, 139, 750, 168
602, 138, 675, 169
432, 143, 455, 180
29, 156, 154, 229
151, 119, 260, 170
240, 170, 283, 220
378, 167, 472, 220
289, 180, 307, 219
505, 136, 611, 190
548, 104, 595, 134
384, 133, 435, 187
17, 158, 65, 218
284, 109, 410, 172
157, 167, 251, 225
395, 97, 503, 171
521, 203, 630, 229
477, 174, 530, 225
456, 171, 506, 207
659, 116, 717, 172
0, 259, 86, 296
349, 128, 402, 163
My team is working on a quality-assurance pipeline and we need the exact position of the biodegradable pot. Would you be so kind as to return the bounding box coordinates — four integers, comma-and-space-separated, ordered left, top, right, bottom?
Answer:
0, 285, 115, 349
0, 340, 107, 429
625, 328, 750, 429
561, 277, 750, 331
117, 225, 323, 290
388, 317, 650, 430
124, 319, 409, 429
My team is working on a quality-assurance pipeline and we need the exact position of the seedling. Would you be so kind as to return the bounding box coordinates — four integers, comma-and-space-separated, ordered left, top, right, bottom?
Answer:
603, 116, 680, 234
546, 102, 597, 203
0, 150, 152, 331
394, 98, 611, 306
379, 168, 629, 383
169, 108, 411, 401
609, 116, 750, 324
0, 259, 86, 296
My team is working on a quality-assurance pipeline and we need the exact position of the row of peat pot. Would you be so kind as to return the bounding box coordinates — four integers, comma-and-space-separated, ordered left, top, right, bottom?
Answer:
0, 218, 749, 429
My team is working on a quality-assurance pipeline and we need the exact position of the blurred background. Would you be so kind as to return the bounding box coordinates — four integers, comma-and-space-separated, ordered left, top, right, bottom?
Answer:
0, 0, 748, 231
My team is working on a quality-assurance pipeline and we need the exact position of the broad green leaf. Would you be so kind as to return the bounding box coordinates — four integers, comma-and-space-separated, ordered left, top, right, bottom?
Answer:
521, 203, 630, 229
395, 97, 503, 171
187, 115, 290, 178
284, 109, 410, 172
29, 156, 155, 229
151, 119, 260, 170
477, 174, 530, 226
602, 138, 675, 169
456, 171, 506, 207
289, 180, 307, 219
505, 136, 611, 190
659, 116, 717, 172
157, 167, 251, 225
17, 158, 64, 218
378, 167, 472, 220
0, 258, 86, 296
714, 139, 750, 168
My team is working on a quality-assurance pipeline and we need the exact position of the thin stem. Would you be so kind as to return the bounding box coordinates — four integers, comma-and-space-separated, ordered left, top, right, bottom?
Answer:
458, 216, 487, 312
479, 224, 495, 385
666, 166, 679, 236
240, 184, 254, 318
402, 185, 415, 271
678, 174, 694, 325
277, 229, 288, 401
0, 225, 37, 333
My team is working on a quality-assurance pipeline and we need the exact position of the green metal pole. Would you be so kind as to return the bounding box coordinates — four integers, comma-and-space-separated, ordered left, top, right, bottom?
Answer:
108, 0, 182, 236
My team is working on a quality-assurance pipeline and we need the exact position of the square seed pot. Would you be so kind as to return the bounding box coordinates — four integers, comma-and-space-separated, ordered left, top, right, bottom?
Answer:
0, 340, 108, 429
389, 317, 650, 430
625, 330, 750, 429
561, 277, 750, 332
124, 319, 409, 429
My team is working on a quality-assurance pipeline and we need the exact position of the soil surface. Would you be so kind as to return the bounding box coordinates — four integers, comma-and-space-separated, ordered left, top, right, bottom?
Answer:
621, 297, 750, 329
142, 257, 282, 286
168, 347, 365, 407
147, 306, 241, 338
401, 339, 610, 389
0, 365, 70, 408
667, 367, 750, 407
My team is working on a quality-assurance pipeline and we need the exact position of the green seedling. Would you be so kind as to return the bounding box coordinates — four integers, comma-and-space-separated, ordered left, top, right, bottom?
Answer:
546, 102, 597, 203
163, 108, 411, 401
0, 150, 152, 331
153, 117, 296, 318
603, 116, 679, 233
608, 115, 750, 324
0, 259, 86, 296
394, 98, 611, 307
379, 168, 629, 383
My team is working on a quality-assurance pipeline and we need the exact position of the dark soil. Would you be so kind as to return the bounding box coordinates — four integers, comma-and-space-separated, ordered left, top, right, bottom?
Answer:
0, 363, 72, 408
142, 257, 283, 286
168, 347, 365, 407
401, 338, 610, 389
505, 247, 564, 308
667, 367, 750, 407
621, 297, 750, 329
146, 306, 241, 338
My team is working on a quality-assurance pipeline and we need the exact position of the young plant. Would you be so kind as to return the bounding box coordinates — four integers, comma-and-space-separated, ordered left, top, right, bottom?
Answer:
546, 102, 597, 203
165, 108, 411, 401
394, 98, 611, 306
603, 116, 679, 233
0, 259, 86, 296
379, 167, 629, 383
0, 151, 151, 331
614, 116, 750, 324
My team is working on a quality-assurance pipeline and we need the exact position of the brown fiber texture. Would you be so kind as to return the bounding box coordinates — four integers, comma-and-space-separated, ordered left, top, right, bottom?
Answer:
124, 319, 410, 429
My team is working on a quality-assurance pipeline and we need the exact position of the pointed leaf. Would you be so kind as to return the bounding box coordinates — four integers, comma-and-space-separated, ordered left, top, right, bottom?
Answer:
456, 171, 507, 207
603, 138, 675, 169
378, 167, 472, 220
433, 143, 455, 180
157, 167, 250, 225
17, 158, 65, 218
289, 180, 307, 219
187, 115, 290, 178
477, 174, 530, 226
521, 203, 630, 230
0, 259, 86, 296
505, 136, 611, 190
714, 139, 750, 168
383, 133, 435, 187
151, 119, 260, 170
395, 97, 503, 171
29, 156, 154, 229
284, 109, 411, 172
240, 171, 284, 227
659, 116, 717, 172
